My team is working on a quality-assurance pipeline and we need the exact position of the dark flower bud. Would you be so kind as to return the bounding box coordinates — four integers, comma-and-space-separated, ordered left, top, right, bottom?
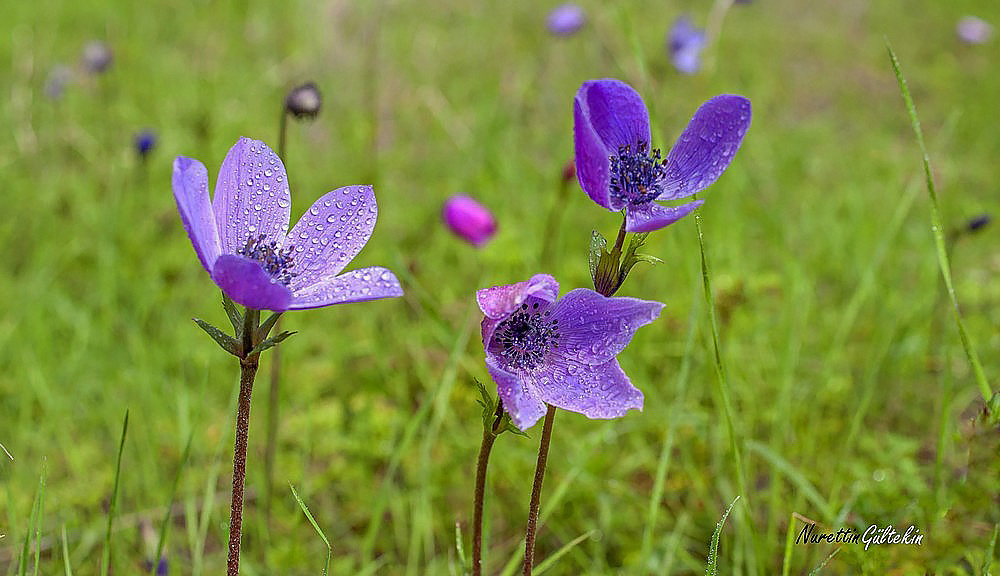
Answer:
561, 159, 576, 184
134, 130, 157, 159
284, 82, 322, 120
967, 213, 990, 233
82, 41, 113, 74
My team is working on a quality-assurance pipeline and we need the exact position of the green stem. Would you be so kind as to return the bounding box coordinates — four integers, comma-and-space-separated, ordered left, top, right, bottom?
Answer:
523, 405, 556, 576
539, 175, 571, 267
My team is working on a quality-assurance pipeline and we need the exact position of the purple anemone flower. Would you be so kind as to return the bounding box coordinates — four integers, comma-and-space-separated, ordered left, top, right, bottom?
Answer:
172, 137, 402, 311
573, 79, 751, 233
668, 16, 705, 75
478, 274, 663, 430
547, 4, 586, 37
443, 194, 497, 247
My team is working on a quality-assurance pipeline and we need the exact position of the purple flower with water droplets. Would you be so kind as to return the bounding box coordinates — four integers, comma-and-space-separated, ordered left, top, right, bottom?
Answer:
443, 194, 497, 247
172, 137, 402, 311
478, 274, 663, 430
668, 16, 705, 75
547, 4, 586, 37
574, 79, 751, 233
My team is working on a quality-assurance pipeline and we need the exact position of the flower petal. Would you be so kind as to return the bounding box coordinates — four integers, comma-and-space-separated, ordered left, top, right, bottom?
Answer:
211, 254, 293, 311
549, 289, 664, 365
486, 357, 547, 430
624, 199, 703, 233
478, 274, 560, 349
286, 185, 378, 292
172, 156, 222, 273
659, 95, 751, 200
573, 97, 613, 210
212, 137, 292, 254
577, 79, 651, 152
530, 358, 643, 419
286, 266, 402, 310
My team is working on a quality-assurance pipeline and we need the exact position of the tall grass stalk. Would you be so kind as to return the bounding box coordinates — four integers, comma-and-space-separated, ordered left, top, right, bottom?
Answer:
101, 411, 129, 576
886, 41, 992, 403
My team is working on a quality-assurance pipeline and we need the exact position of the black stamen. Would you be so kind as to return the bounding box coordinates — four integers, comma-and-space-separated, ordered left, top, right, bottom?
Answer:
609, 141, 665, 206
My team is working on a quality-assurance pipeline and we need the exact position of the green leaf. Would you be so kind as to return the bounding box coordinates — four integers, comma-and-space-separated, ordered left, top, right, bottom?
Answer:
475, 379, 528, 438
247, 330, 296, 356
617, 232, 662, 290
588, 230, 607, 285
289, 484, 332, 576
193, 319, 239, 356
256, 311, 283, 342
221, 293, 243, 334
705, 495, 739, 576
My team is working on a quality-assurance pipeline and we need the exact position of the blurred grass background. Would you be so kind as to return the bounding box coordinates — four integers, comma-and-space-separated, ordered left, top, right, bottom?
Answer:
1, 0, 998, 573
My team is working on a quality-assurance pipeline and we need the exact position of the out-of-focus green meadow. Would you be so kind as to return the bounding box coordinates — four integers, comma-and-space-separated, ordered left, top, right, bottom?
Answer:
1, 0, 998, 573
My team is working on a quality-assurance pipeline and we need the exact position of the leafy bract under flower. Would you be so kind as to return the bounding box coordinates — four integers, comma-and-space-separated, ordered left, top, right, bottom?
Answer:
172, 137, 402, 311
574, 79, 751, 233
477, 274, 663, 429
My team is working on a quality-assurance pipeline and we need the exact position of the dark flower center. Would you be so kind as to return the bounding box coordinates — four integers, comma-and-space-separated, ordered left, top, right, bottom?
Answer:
238, 234, 297, 286
493, 302, 560, 372
609, 141, 665, 206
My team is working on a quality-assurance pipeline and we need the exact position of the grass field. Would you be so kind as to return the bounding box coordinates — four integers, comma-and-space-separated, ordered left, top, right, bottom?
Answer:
1, 0, 998, 574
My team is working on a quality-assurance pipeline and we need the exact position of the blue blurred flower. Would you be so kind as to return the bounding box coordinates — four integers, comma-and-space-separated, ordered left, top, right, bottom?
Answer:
957, 16, 993, 45
82, 41, 113, 74
547, 4, 586, 37
667, 16, 705, 75
135, 130, 157, 159
44, 65, 72, 100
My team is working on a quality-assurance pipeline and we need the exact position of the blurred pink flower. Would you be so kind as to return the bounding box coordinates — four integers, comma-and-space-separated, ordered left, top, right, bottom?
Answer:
443, 195, 497, 247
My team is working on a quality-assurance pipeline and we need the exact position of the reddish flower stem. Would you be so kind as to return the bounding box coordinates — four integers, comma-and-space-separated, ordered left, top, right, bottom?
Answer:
227, 309, 260, 576
472, 401, 505, 575
523, 405, 557, 576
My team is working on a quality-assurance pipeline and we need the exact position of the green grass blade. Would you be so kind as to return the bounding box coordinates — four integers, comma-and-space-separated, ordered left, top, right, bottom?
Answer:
101, 410, 129, 576
151, 432, 193, 576
61, 525, 73, 576
533, 530, 596, 575
695, 211, 755, 571
982, 522, 998, 576
288, 483, 332, 576
885, 40, 992, 403
781, 513, 795, 576
18, 465, 46, 576
453, 522, 468, 576
706, 496, 740, 576
807, 547, 840, 575
31, 464, 45, 576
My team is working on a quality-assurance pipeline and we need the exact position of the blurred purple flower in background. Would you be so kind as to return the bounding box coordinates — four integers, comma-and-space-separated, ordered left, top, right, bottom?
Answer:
668, 16, 705, 74
443, 194, 497, 247
956, 16, 993, 45
547, 4, 586, 37
82, 41, 113, 74
172, 137, 402, 311
135, 130, 157, 159
478, 274, 663, 429
44, 65, 72, 100
574, 79, 751, 233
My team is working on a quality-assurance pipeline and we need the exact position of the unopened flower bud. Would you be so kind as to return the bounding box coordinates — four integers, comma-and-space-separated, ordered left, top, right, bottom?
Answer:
443, 195, 497, 247
284, 82, 322, 120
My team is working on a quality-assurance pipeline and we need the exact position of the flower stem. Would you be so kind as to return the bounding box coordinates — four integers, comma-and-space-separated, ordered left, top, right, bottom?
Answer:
472, 401, 505, 576
539, 173, 572, 267
227, 308, 260, 576
523, 404, 557, 576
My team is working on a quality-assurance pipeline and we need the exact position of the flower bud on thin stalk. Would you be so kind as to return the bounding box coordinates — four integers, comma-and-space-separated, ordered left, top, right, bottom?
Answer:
264, 82, 324, 533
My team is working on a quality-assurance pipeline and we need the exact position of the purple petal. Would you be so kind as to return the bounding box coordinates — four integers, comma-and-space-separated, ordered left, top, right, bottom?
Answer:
212, 137, 292, 254
549, 289, 664, 365
573, 98, 613, 210
442, 194, 497, 247
211, 254, 293, 311
530, 358, 643, 419
287, 266, 402, 310
478, 274, 560, 349
486, 357, 547, 430
173, 157, 222, 273
576, 79, 651, 152
286, 185, 378, 292
625, 199, 703, 233
660, 95, 751, 200
476, 274, 559, 320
